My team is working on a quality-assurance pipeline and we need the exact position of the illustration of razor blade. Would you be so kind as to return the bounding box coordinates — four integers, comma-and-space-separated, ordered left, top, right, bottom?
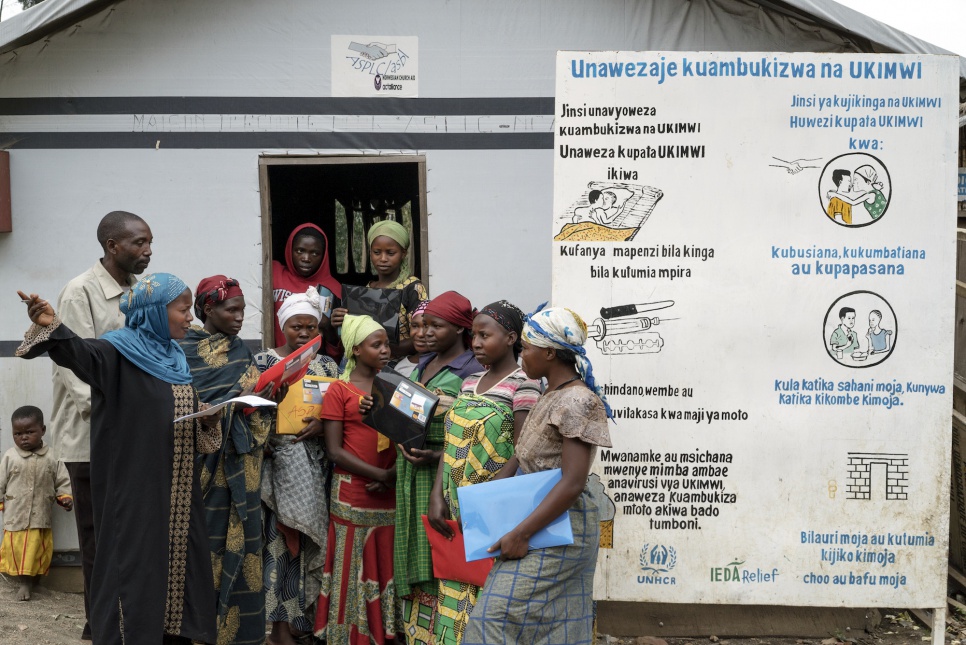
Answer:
600, 300, 674, 320
596, 332, 664, 355
589, 316, 665, 355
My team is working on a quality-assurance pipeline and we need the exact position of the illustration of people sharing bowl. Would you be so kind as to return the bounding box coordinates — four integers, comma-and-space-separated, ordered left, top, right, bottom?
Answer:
823, 291, 896, 367
818, 153, 891, 227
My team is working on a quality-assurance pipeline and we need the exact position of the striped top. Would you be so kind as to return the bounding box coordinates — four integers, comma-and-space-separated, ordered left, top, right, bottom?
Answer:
460, 368, 543, 413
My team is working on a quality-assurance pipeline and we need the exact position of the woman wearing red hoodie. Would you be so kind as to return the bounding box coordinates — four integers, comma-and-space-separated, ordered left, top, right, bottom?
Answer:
272, 224, 343, 352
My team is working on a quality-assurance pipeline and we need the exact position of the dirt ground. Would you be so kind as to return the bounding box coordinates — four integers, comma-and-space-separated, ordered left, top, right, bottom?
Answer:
0, 576, 962, 645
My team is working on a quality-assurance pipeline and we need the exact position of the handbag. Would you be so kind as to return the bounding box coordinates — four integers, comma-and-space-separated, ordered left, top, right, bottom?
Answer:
362, 367, 439, 449
342, 285, 402, 344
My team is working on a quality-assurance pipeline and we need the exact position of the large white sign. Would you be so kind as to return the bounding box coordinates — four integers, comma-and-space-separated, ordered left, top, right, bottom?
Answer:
331, 35, 418, 97
553, 52, 959, 608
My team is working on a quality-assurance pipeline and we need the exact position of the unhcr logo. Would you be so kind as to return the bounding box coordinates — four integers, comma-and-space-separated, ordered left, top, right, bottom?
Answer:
637, 543, 677, 585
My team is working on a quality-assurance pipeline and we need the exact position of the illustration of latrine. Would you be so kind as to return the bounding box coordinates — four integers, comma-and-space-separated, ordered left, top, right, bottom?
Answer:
846, 452, 909, 500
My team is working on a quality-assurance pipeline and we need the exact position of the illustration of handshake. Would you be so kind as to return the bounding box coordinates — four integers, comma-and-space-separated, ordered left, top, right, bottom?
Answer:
349, 41, 397, 61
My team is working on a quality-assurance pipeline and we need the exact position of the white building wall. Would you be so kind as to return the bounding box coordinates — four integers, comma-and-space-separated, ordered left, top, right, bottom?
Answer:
0, 0, 887, 551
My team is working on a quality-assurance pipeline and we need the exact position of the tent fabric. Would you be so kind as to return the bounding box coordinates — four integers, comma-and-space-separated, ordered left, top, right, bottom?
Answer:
0, 0, 963, 82
0, 0, 117, 55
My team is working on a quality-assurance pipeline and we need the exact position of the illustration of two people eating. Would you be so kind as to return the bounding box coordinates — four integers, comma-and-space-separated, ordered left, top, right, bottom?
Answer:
829, 306, 893, 360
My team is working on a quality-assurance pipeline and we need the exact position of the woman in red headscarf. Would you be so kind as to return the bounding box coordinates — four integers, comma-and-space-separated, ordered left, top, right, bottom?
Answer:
178, 275, 275, 645
393, 291, 483, 645
272, 223, 343, 351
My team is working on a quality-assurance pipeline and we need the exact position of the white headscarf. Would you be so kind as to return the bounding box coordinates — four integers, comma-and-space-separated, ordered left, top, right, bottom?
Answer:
523, 304, 613, 420
278, 287, 322, 330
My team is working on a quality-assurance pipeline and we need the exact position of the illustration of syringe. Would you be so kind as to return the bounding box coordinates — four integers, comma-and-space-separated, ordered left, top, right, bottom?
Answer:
589, 300, 675, 355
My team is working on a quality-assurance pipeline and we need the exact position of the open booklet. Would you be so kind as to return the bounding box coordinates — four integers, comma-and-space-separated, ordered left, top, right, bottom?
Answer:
173, 395, 276, 422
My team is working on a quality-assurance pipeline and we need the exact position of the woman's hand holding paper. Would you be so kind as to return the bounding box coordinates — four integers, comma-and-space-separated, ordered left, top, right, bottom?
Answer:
427, 488, 455, 539
489, 529, 529, 560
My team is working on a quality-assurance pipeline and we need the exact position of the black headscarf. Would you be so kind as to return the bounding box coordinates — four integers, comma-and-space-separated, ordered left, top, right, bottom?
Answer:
479, 300, 526, 357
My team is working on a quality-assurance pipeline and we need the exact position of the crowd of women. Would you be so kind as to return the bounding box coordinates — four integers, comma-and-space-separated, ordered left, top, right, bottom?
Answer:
16, 219, 612, 645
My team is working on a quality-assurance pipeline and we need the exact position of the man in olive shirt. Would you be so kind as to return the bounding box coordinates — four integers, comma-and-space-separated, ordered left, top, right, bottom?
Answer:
52, 211, 152, 640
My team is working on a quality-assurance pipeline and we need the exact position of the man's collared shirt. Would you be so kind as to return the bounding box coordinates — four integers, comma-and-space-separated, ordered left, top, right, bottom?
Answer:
51, 261, 135, 462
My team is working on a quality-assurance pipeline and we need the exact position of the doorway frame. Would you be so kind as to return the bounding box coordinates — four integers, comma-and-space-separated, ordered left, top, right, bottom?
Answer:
258, 154, 429, 342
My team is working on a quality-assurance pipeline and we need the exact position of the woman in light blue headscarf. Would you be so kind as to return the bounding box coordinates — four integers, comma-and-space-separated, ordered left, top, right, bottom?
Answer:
17, 274, 223, 645
463, 305, 612, 645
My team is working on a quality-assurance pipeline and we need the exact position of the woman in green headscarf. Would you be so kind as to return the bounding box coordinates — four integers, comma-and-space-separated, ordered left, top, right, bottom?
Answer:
332, 220, 428, 360
314, 315, 398, 645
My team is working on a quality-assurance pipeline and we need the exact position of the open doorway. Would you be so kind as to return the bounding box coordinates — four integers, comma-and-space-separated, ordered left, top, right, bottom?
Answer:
258, 155, 428, 341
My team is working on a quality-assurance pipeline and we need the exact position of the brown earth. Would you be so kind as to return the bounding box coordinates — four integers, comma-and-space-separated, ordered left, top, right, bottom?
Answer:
0, 576, 961, 645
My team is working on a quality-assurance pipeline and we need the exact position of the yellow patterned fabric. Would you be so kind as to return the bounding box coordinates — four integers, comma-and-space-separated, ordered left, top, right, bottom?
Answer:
164, 383, 196, 636
0, 528, 53, 576
400, 590, 437, 645
434, 394, 514, 645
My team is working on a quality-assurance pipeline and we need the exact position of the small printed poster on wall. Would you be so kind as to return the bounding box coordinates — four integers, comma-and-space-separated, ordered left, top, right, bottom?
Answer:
552, 51, 959, 608
331, 35, 418, 97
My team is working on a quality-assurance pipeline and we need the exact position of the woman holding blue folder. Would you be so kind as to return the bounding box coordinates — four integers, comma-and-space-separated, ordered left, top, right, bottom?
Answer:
462, 306, 612, 645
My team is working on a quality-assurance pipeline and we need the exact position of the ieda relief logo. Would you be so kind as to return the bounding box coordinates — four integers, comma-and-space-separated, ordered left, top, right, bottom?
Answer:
710, 559, 780, 584
637, 543, 677, 585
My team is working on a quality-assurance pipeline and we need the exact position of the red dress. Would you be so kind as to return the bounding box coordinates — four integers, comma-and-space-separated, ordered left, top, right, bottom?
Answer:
315, 380, 397, 645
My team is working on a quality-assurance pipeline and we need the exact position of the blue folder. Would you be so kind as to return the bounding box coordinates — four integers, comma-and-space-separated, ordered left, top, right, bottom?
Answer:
457, 468, 574, 562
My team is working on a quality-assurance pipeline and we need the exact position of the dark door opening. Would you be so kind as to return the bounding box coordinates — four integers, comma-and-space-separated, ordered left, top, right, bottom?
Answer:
259, 156, 428, 341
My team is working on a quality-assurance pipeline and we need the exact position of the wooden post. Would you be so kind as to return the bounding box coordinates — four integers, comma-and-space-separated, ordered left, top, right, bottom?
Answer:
0, 151, 10, 232
258, 159, 274, 345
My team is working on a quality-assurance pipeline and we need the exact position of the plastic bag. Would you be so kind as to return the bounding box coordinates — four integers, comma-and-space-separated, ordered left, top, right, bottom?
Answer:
342, 285, 402, 344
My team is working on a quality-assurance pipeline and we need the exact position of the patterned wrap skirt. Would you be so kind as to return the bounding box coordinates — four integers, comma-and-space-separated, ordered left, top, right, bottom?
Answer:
461, 488, 599, 645
315, 473, 397, 645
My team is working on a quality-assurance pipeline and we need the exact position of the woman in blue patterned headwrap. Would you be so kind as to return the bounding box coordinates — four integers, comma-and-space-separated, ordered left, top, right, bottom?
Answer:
463, 305, 612, 645
17, 274, 222, 645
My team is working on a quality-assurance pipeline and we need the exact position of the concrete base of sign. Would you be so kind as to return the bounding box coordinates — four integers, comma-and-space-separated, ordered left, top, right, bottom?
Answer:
41, 566, 84, 594
597, 602, 882, 638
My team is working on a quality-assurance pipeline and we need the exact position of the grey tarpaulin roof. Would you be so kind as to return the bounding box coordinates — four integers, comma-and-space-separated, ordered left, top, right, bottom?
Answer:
1, 0, 963, 78
0, 0, 118, 55
769, 0, 965, 77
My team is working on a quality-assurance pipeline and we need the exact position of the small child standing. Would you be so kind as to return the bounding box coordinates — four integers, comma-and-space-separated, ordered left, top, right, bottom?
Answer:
0, 406, 72, 600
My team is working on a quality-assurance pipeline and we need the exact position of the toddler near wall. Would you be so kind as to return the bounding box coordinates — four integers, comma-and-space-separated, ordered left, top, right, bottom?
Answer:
0, 406, 73, 600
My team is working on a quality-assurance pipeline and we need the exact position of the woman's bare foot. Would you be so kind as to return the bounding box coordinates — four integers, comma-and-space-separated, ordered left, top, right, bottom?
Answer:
15, 576, 31, 601
266, 622, 299, 645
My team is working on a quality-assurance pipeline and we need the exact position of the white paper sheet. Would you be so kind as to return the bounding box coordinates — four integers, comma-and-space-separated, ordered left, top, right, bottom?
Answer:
173, 395, 276, 422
